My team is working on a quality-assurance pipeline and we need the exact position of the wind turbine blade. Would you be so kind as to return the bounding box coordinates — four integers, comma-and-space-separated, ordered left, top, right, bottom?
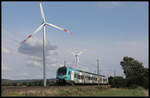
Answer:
78, 51, 83, 55
32, 23, 44, 35
68, 50, 75, 56
23, 24, 44, 42
40, 2, 46, 22
47, 23, 72, 34
77, 49, 87, 55
71, 52, 76, 56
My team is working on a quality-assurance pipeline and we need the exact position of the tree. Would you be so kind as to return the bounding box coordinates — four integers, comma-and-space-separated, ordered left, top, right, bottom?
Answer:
141, 68, 149, 89
120, 56, 148, 88
108, 76, 127, 88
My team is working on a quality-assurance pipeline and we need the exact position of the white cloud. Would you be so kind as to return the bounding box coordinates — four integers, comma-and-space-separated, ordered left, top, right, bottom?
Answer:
27, 55, 58, 68
2, 65, 8, 71
48, 50, 58, 55
22, 73, 29, 78
50, 63, 59, 67
27, 60, 42, 67
18, 37, 59, 68
2, 47, 10, 54
30, 56, 42, 61
2, 60, 8, 71
18, 37, 57, 57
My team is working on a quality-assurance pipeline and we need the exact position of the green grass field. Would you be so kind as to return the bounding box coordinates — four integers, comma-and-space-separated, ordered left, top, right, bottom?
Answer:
2, 86, 148, 96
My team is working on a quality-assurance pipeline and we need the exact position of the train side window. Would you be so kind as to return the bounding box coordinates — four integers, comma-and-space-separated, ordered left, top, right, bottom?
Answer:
81, 75, 84, 79
87, 76, 88, 80
74, 74, 77, 78
76, 74, 78, 79
85, 76, 87, 79
78, 75, 80, 79
86, 76, 88, 79
82, 75, 84, 79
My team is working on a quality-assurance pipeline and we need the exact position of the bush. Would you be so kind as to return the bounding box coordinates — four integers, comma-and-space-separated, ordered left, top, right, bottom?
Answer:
108, 76, 127, 88
128, 84, 138, 89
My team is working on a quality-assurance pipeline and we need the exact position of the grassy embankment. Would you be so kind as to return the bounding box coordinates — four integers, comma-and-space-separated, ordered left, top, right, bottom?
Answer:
2, 86, 148, 96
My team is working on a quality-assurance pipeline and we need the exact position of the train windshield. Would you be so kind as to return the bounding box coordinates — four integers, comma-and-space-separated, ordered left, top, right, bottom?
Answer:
57, 67, 66, 76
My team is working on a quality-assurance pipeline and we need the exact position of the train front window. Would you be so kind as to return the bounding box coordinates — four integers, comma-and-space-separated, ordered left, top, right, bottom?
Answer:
58, 67, 66, 75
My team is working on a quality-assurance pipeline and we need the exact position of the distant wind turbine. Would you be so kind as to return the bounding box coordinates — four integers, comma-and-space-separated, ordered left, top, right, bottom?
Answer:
69, 49, 87, 66
22, 2, 72, 87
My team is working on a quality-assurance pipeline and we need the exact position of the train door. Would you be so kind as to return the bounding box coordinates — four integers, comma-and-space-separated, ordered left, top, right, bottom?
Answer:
71, 71, 74, 81
90, 74, 92, 83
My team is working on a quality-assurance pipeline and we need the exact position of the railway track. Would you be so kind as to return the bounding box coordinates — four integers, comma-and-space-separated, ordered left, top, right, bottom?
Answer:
2, 84, 110, 89
40, 84, 111, 89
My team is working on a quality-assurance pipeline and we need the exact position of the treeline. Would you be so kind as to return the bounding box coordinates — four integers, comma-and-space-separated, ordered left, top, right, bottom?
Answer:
2, 79, 56, 86
108, 56, 149, 89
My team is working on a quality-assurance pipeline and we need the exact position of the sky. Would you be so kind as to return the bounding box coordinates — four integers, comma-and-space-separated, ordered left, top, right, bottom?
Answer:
2, 1, 148, 80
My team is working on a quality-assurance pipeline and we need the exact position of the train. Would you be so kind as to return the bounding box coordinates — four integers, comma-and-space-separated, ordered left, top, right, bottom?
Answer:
56, 66, 108, 85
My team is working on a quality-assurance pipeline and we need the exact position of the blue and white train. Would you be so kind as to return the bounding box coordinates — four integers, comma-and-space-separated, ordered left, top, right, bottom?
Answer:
56, 66, 108, 85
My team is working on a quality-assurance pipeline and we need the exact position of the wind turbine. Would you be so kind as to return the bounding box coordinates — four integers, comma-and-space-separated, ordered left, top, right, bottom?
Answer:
69, 49, 86, 66
22, 2, 72, 87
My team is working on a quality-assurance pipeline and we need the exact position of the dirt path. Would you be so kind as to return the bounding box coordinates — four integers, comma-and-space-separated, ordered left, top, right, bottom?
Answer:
143, 89, 149, 96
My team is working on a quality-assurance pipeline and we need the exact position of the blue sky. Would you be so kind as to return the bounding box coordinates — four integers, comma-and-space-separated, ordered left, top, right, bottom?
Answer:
2, 2, 148, 80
